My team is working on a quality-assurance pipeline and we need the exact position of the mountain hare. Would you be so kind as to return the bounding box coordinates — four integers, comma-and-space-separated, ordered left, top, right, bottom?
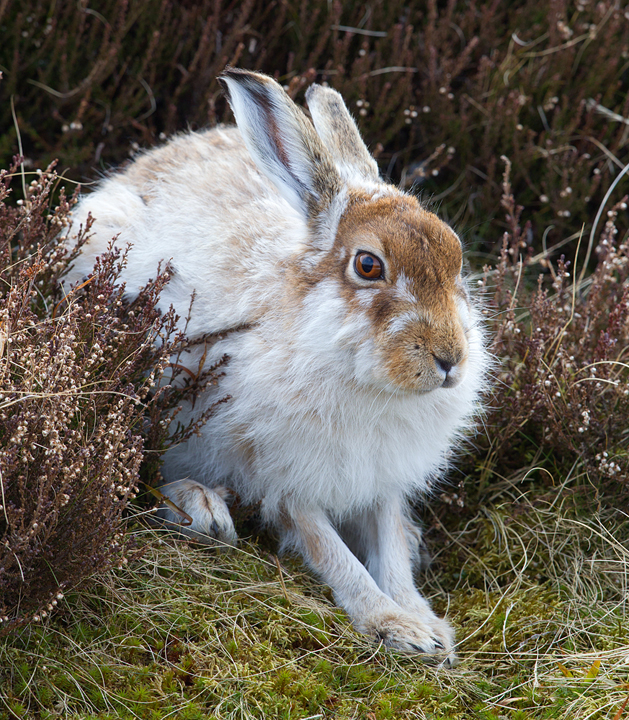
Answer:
63, 68, 488, 661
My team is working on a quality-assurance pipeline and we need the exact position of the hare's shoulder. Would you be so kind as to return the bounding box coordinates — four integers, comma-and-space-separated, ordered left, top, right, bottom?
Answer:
109, 126, 266, 212
65, 126, 306, 335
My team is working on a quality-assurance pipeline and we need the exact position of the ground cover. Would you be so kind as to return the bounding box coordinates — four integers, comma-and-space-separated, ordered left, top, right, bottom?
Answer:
2, 488, 628, 719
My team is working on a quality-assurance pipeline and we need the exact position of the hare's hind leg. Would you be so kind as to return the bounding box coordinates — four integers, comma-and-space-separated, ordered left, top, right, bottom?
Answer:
155, 479, 237, 546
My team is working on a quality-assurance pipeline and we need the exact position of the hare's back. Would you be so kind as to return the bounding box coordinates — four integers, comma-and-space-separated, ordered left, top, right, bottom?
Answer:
66, 127, 305, 335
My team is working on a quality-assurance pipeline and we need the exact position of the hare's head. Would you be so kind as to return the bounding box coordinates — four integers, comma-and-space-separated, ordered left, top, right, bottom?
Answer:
219, 69, 480, 394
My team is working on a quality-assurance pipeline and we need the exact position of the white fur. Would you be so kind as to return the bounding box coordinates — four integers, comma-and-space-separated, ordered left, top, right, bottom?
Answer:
456, 294, 472, 328
62, 70, 488, 661
154, 480, 237, 545
387, 310, 423, 336
393, 273, 418, 304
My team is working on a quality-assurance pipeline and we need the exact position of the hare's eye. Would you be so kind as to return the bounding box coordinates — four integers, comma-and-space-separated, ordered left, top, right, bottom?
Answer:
354, 252, 384, 280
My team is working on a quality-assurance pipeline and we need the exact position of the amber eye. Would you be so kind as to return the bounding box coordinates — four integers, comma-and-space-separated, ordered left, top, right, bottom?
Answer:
354, 252, 384, 280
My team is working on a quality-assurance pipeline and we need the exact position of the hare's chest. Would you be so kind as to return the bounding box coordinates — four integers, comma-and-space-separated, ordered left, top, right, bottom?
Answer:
218, 362, 454, 512
303, 403, 450, 510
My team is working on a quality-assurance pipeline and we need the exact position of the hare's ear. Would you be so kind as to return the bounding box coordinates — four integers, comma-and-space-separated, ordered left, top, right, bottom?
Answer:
305, 84, 379, 184
218, 68, 342, 218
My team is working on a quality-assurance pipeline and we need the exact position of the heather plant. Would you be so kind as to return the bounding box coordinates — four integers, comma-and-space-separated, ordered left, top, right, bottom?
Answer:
0, 163, 223, 630
453, 157, 629, 512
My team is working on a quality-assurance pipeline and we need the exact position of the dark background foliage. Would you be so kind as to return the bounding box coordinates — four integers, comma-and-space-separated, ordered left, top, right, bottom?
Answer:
2, 0, 629, 256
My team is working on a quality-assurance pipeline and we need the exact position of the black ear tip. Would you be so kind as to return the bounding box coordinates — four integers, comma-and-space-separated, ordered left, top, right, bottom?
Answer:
217, 66, 242, 96
217, 75, 230, 98
305, 84, 319, 103
219, 68, 265, 99
219, 66, 252, 82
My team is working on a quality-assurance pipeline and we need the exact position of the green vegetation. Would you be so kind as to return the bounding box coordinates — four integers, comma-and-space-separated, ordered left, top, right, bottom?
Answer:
1, 0, 629, 717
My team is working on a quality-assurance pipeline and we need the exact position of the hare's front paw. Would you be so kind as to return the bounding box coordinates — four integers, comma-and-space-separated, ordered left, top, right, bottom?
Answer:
156, 479, 237, 546
358, 609, 455, 663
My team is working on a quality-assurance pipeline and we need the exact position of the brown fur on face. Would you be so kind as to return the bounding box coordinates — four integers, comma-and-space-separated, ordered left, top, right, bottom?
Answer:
299, 191, 470, 393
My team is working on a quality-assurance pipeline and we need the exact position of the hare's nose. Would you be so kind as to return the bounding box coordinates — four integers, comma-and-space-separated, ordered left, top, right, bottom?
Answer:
434, 357, 453, 376
434, 355, 463, 388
